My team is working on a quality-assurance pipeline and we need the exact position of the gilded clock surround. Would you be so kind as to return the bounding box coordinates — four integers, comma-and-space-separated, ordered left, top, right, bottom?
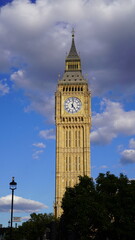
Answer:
55, 31, 91, 218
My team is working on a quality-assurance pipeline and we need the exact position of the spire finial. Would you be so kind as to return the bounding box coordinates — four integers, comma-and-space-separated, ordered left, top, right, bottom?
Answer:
72, 28, 75, 38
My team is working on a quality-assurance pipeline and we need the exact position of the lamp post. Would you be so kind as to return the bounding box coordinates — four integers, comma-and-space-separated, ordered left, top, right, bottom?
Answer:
9, 177, 17, 240
8, 220, 11, 228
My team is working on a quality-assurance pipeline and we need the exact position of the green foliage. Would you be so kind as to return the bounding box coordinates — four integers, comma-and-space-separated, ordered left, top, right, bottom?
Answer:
16, 213, 55, 240
60, 172, 135, 240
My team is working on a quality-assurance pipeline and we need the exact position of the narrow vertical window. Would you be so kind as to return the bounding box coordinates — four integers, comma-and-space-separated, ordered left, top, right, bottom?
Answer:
75, 156, 77, 171
78, 157, 81, 171
66, 131, 68, 147
75, 130, 77, 147
69, 156, 71, 171
63, 179, 65, 191
66, 156, 68, 171
69, 131, 71, 147
78, 130, 80, 147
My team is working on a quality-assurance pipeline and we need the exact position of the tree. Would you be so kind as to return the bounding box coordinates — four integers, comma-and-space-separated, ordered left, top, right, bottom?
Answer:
96, 172, 135, 240
16, 213, 55, 240
60, 172, 135, 240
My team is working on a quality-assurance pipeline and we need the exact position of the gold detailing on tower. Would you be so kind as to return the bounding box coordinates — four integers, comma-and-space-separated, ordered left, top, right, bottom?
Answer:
55, 31, 91, 218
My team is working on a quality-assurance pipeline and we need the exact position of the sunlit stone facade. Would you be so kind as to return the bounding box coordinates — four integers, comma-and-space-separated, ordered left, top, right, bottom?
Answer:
55, 31, 91, 217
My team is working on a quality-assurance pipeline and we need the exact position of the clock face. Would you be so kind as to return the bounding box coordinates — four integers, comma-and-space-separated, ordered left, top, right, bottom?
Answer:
64, 97, 82, 113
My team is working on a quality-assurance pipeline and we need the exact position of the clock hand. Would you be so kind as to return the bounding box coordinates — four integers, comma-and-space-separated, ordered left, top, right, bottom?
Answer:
72, 103, 76, 110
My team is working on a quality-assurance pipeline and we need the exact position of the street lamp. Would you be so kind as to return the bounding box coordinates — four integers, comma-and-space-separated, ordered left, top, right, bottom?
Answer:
8, 220, 11, 228
9, 177, 17, 240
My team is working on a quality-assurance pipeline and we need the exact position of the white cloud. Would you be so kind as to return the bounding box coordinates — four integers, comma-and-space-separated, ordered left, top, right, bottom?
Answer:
32, 150, 44, 159
11, 69, 55, 121
33, 142, 46, 148
24, 95, 55, 122
0, 195, 47, 213
21, 216, 30, 221
91, 99, 135, 145
32, 142, 46, 159
0, 0, 135, 118
39, 129, 55, 140
0, 79, 10, 96
11, 70, 31, 90
120, 149, 135, 164
129, 138, 135, 149
119, 138, 135, 164
100, 165, 108, 169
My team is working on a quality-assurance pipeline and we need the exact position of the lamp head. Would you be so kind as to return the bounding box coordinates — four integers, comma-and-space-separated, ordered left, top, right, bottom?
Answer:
9, 177, 17, 190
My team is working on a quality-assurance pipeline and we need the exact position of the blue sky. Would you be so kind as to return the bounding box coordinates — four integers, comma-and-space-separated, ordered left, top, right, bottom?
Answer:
0, 0, 135, 227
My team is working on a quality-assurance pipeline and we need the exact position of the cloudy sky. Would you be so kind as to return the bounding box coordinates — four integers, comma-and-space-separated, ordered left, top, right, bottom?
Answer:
0, 0, 135, 226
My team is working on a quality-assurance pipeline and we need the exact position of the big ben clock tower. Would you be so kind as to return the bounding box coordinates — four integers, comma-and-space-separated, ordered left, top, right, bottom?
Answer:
55, 31, 91, 217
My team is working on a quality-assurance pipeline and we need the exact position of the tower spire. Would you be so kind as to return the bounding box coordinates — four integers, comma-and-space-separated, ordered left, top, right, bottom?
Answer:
72, 28, 75, 38
65, 30, 81, 72
66, 29, 80, 60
